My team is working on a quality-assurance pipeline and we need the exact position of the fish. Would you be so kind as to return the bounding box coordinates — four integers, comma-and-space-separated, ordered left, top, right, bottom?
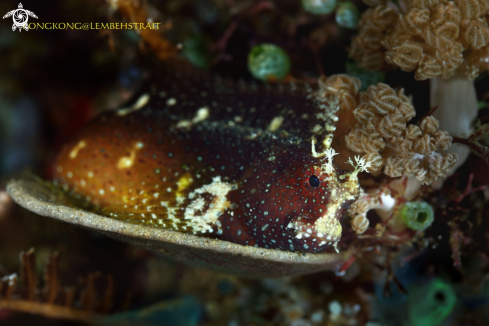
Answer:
53, 60, 365, 253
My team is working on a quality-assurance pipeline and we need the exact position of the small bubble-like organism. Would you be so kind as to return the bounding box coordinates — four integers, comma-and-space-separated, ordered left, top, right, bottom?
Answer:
247, 44, 291, 81
399, 201, 434, 231
302, 0, 338, 15
53, 60, 364, 253
335, 2, 360, 30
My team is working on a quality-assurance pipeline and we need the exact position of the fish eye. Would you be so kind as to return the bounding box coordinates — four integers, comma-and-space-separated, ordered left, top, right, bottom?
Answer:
309, 175, 320, 187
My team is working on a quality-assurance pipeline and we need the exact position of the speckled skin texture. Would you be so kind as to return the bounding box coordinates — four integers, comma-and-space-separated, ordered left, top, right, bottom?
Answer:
53, 61, 360, 253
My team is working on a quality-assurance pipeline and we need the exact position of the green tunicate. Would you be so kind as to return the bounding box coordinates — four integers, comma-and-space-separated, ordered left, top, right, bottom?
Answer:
247, 44, 291, 81
399, 201, 434, 231
346, 60, 385, 91
335, 2, 360, 29
408, 278, 456, 326
302, 0, 338, 15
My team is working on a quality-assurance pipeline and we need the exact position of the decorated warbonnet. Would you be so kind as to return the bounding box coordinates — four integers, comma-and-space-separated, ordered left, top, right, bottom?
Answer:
53, 61, 456, 253
53, 61, 371, 254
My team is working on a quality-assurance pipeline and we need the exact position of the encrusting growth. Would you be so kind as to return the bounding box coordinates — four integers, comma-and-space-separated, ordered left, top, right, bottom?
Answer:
345, 83, 457, 185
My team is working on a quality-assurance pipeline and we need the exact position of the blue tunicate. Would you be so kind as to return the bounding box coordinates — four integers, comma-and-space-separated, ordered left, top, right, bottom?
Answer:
247, 44, 291, 81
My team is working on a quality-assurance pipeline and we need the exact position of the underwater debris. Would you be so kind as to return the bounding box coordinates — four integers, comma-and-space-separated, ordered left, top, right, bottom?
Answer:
452, 122, 489, 165
0, 248, 129, 323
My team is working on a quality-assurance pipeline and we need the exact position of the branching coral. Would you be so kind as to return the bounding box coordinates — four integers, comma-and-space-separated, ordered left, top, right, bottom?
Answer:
345, 83, 457, 184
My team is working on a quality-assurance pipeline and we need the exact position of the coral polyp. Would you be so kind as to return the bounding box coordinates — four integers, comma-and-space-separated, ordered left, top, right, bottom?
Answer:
53, 61, 364, 253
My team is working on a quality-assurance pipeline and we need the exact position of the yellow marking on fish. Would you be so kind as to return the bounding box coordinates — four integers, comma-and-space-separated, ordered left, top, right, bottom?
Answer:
117, 142, 143, 169
69, 140, 87, 159
175, 173, 194, 203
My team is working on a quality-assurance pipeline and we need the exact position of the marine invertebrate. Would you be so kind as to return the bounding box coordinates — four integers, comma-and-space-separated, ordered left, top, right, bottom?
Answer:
345, 83, 457, 185
247, 43, 291, 81
302, 0, 338, 15
398, 201, 434, 231
408, 278, 456, 325
335, 2, 360, 30
349, 0, 489, 170
52, 61, 367, 253
350, 0, 489, 80
319, 78, 455, 235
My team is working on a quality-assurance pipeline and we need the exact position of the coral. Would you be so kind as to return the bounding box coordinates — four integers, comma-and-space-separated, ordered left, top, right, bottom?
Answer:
345, 83, 457, 184
349, 197, 371, 234
318, 74, 361, 111
398, 201, 434, 230
349, 6, 397, 70
350, 0, 489, 79
408, 278, 457, 325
